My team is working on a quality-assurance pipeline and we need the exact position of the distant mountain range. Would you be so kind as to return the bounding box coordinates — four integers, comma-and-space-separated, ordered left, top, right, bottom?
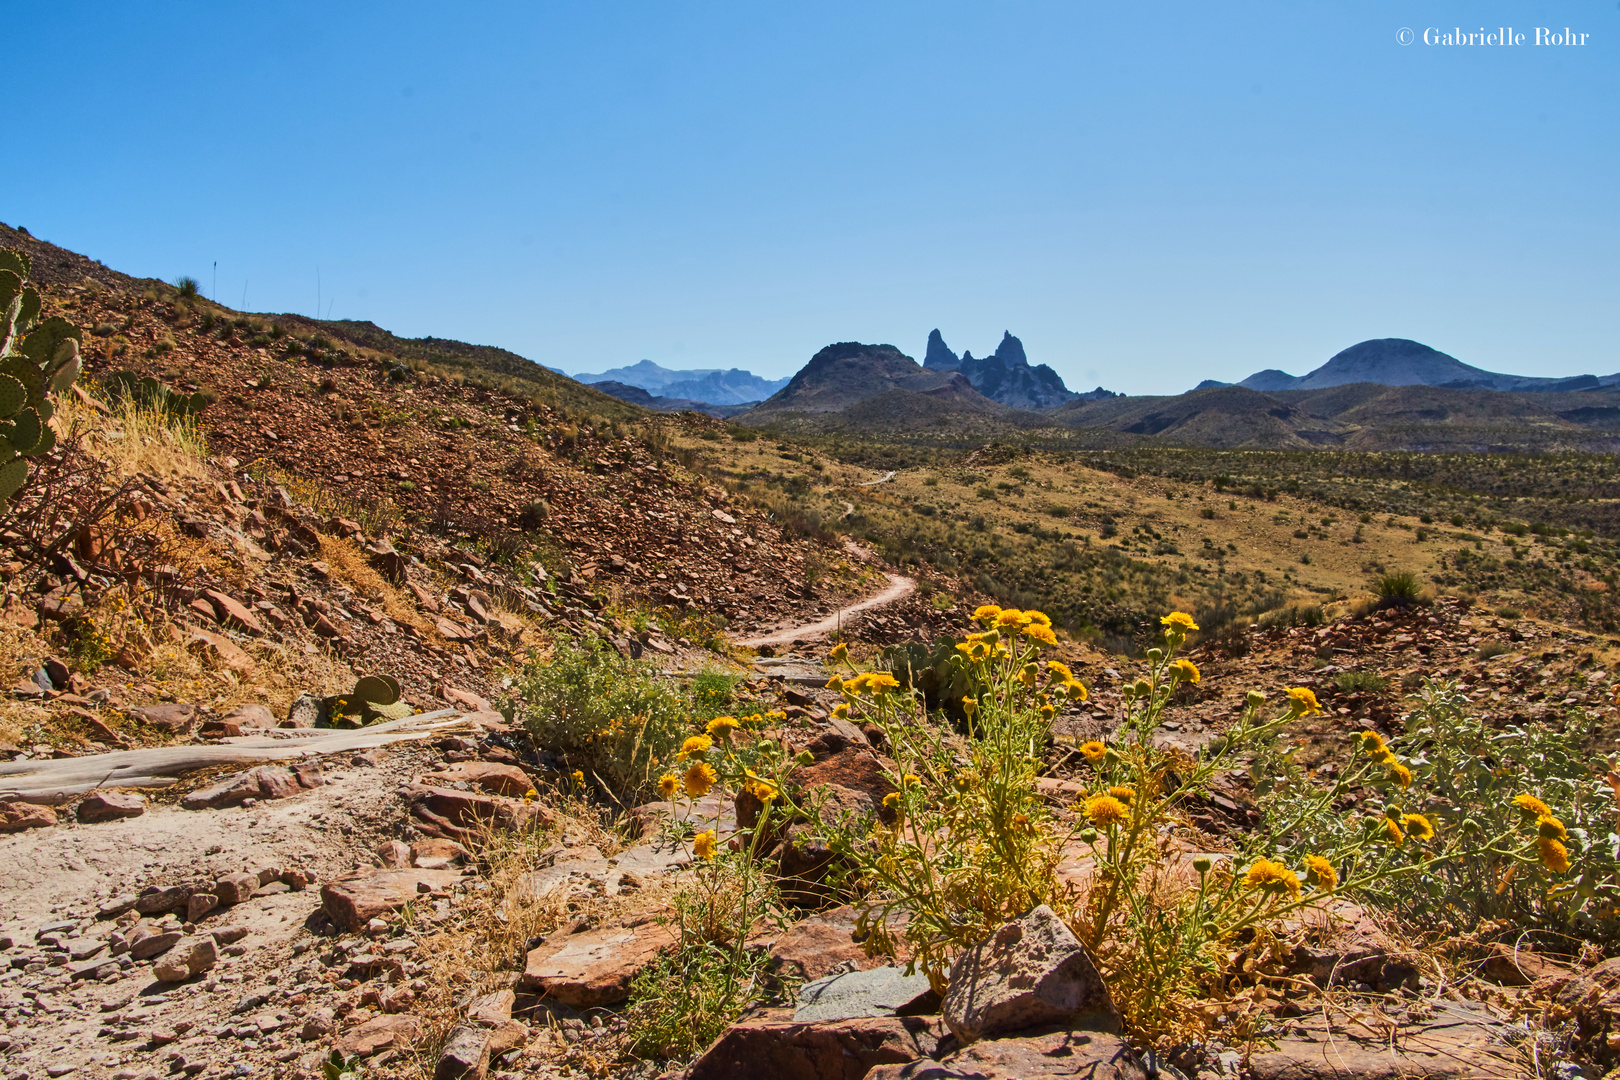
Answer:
585, 381, 753, 419
570, 359, 789, 405
1197, 339, 1620, 395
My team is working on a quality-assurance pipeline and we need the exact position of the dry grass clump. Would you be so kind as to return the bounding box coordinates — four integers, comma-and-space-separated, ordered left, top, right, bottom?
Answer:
58, 393, 212, 482
317, 534, 441, 640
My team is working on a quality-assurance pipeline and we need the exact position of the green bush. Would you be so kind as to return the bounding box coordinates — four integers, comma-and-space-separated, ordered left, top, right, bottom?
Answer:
1373, 570, 1421, 608
1333, 670, 1388, 695
507, 636, 692, 795
1254, 680, 1620, 942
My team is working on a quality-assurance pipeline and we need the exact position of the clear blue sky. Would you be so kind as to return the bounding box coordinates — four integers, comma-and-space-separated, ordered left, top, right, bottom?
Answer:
9, 2, 1616, 394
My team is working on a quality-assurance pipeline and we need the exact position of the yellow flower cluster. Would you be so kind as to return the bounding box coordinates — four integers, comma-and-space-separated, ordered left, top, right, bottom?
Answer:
842, 671, 902, 696
1356, 730, 1413, 789
1515, 793, 1571, 872
1084, 794, 1130, 827
1243, 858, 1302, 897
705, 715, 740, 739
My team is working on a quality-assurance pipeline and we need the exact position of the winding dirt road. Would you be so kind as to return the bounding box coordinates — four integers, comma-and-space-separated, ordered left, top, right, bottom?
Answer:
737, 571, 916, 648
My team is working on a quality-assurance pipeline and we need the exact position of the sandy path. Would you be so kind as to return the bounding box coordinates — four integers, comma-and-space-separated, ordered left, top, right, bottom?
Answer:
737, 571, 915, 647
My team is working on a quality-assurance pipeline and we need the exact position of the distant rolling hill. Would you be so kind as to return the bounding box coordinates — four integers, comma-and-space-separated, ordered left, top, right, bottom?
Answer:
1222, 338, 1620, 394
570, 359, 789, 404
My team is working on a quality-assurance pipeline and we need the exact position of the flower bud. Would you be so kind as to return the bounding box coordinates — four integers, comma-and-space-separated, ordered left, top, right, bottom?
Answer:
1201, 920, 1219, 936
1193, 856, 1213, 874
1461, 818, 1482, 833
796, 750, 815, 766
1246, 690, 1266, 708
1146, 648, 1164, 662
1384, 802, 1403, 820
1133, 679, 1153, 698
1079, 827, 1099, 843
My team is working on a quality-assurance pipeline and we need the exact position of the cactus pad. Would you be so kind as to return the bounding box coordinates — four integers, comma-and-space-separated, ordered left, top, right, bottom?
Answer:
0, 374, 23, 417
0, 457, 25, 504
0, 249, 29, 279
353, 674, 401, 706
7, 407, 39, 454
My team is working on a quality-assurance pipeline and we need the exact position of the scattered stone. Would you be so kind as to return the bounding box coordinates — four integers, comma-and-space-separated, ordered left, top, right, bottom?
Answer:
520, 919, 676, 1006
127, 703, 196, 733
0, 798, 57, 832
410, 837, 471, 869
405, 784, 549, 843
221, 703, 278, 729
320, 868, 463, 932
766, 904, 892, 982
203, 589, 265, 634
129, 925, 184, 961
215, 871, 259, 904
434, 1024, 493, 1080
1246, 1001, 1515, 1080
689, 1012, 947, 1080
77, 790, 146, 823
868, 1027, 1145, 1079
180, 765, 314, 810
376, 840, 413, 868
943, 905, 1119, 1044
98, 894, 139, 919
152, 935, 218, 982
337, 1013, 422, 1057
285, 693, 324, 728
186, 893, 218, 922
135, 885, 193, 915
420, 761, 536, 798
794, 966, 939, 1023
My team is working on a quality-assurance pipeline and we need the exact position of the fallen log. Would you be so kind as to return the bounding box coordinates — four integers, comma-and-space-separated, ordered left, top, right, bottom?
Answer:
0, 709, 481, 803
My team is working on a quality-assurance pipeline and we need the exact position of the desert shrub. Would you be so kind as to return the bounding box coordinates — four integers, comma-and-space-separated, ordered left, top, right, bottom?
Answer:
1497, 606, 1522, 620
1476, 640, 1512, 661
1333, 670, 1388, 695
508, 636, 692, 795
1374, 570, 1422, 608
1253, 680, 1617, 942
172, 275, 199, 298
1257, 603, 1323, 630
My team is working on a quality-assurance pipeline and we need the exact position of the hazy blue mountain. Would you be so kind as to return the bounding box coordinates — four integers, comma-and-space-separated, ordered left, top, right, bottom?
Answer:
569, 359, 787, 403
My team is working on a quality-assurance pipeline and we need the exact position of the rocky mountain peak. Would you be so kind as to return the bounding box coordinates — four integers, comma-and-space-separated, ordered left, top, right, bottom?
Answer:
924, 329, 961, 371
993, 331, 1028, 366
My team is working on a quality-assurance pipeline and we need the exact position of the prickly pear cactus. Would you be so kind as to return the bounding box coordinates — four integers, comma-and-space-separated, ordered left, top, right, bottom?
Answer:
0, 248, 81, 508
324, 674, 412, 727
881, 637, 980, 718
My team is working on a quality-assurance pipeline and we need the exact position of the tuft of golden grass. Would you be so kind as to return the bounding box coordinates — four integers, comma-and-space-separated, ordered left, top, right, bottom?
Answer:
316, 534, 443, 642
56, 394, 212, 483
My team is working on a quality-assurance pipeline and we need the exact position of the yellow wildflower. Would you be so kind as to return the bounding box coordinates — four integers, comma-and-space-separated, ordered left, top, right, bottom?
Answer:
1161, 612, 1199, 632
1243, 858, 1301, 897
1065, 680, 1089, 702
962, 697, 978, 717
681, 734, 713, 758
829, 642, 848, 661
657, 773, 679, 799
1382, 816, 1405, 844
684, 761, 716, 797
825, 675, 843, 689
1023, 623, 1058, 646
972, 604, 1002, 624
1304, 854, 1337, 892
883, 791, 902, 810
902, 773, 920, 786
706, 715, 740, 739
1359, 731, 1387, 755
832, 703, 850, 719
1019, 665, 1038, 688
1387, 761, 1413, 789
1402, 813, 1434, 841
1108, 785, 1136, 804
692, 830, 717, 860
868, 672, 901, 694
1046, 660, 1074, 681
745, 777, 777, 804
571, 769, 585, 786
1024, 610, 1052, 627
523, 788, 538, 802
1513, 793, 1551, 817
1287, 687, 1322, 715
1538, 815, 1568, 841
1080, 740, 1106, 762
1039, 703, 1055, 720
1084, 794, 1130, 827
1170, 659, 1200, 684
1539, 837, 1570, 873
995, 608, 1027, 627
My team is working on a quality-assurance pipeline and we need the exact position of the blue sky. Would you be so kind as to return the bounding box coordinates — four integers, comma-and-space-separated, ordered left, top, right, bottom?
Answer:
9, 2, 1616, 394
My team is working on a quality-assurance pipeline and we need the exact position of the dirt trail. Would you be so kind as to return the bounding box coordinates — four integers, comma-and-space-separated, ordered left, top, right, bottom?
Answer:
737, 571, 915, 647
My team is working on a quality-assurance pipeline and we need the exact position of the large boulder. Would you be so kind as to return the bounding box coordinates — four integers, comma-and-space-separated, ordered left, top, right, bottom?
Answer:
688, 1012, 948, 1080
763, 904, 894, 982
868, 1027, 1145, 1079
943, 905, 1118, 1044
77, 790, 146, 823
0, 798, 57, 832
1245, 1000, 1518, 1080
